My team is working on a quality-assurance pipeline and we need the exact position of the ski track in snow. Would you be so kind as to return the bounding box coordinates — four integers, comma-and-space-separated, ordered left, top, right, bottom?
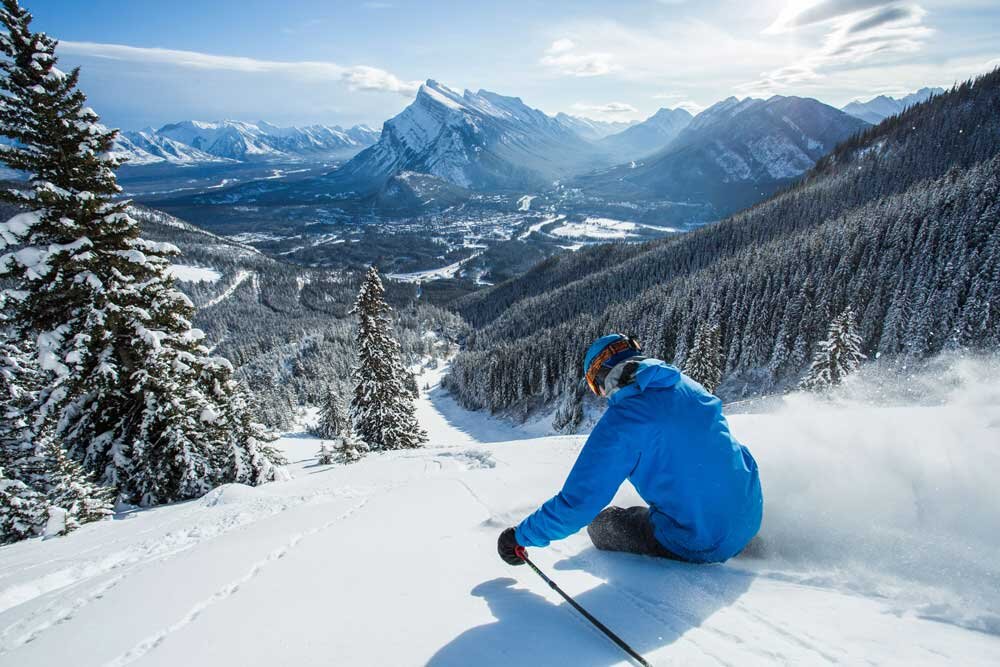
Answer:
202, 270, 253, 308
1, 363, 999, 665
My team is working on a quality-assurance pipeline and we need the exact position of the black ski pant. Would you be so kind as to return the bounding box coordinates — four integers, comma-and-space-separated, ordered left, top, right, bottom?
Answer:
587, 506, 687, 561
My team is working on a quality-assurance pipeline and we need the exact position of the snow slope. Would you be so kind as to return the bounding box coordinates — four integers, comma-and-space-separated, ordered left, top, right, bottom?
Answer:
166, 265, 222, 283
1, 363, 998, 666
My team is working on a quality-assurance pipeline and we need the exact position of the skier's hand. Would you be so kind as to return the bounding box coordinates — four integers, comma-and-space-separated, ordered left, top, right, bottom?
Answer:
498, 527, 525, 566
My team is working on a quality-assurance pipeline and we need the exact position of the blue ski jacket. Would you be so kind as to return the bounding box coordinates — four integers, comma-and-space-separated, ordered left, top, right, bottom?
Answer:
515, 359, 762, 563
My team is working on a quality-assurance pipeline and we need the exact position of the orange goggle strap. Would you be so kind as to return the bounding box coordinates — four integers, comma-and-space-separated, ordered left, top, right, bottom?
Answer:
585, 338, 640, 395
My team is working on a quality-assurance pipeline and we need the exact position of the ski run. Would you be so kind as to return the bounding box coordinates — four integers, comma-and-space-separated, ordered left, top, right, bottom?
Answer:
1, 361, 998, 666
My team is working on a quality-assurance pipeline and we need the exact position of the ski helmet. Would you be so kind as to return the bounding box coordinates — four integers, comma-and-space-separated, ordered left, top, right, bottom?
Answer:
584, 334, 642, 396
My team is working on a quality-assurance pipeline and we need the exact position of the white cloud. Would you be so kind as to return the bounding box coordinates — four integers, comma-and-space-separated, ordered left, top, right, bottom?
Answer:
745, 2, 933, 94
571, 101, 639, 115
548, 38, 575, 54
540, 38, 617, 77
765, 0, 896, 33
59, 41, 421, 96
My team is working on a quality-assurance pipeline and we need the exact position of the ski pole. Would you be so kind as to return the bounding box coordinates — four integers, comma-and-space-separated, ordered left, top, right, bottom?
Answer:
515, 546, 652, 667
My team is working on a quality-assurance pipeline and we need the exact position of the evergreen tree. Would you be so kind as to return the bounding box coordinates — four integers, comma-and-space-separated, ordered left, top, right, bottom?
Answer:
0, 322, 47, 543
403, 370, 420, 400
801, 307, 867, 391
350, 267, 426, 451
0, 466, 46, 544
684, 319, 723, 394
0, 294, 113, 542
333, 432, 365, 464
316, 441, 335, 466
317, 387, 349, 440
1, 295, 111, 541
0, 0, 282, 506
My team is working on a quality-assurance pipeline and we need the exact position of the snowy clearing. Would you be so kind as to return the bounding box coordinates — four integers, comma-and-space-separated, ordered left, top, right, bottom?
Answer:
517, 195, 536, 211
1, 363, 998, 666
387, 253, 482, 284
551, 217, 641, 240
165, 265, 222, 283
519, 214, 564, 240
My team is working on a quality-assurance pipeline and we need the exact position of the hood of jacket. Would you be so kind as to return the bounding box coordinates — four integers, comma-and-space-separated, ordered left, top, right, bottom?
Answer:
606, 358, 681, 404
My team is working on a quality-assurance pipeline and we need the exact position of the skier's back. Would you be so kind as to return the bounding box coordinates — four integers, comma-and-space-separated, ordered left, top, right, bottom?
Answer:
499, 334, 763, 565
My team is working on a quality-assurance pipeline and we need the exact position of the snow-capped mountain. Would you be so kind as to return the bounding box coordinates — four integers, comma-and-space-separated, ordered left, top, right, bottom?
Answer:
842, 87, 944, 124
328, 80, 605, 192
157, 120, 378, 161
112, 130, 229, 166
598, 107, 693, 160
577, 95, 869, 215
112, 120, 380, 165
554, 113, 635, 142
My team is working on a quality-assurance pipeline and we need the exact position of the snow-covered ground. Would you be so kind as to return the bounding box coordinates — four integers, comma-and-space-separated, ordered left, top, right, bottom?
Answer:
387, 253, 483, 284
165, 265, 222, 283
551, 217, 641, 240
2, 363, 998, 666
202, 270, 253, 308
549, 217, 682, 241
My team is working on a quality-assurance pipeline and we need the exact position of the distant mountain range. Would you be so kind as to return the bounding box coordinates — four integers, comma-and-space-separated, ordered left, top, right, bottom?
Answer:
575, 95, 869, 216
113, 120, 380, 165
138, 82, 949, 225
325, 80, 607, 194
598, 107, 693, 161
841, 87, 944, 124
553, 113, 636, 141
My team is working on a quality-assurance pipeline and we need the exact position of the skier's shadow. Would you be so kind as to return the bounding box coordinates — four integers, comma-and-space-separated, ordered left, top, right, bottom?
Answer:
427, 550, 755, 666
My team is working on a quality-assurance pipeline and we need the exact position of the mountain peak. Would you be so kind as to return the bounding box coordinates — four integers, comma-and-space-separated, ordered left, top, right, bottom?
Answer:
332, 82, 605, 193
842, 86, 945, 124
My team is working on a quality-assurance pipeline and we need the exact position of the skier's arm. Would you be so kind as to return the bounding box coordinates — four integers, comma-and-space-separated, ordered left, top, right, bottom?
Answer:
515, 407, 637, 548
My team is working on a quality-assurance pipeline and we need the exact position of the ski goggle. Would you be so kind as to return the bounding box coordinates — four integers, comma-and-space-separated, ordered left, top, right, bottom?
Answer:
585, 336, 641, 396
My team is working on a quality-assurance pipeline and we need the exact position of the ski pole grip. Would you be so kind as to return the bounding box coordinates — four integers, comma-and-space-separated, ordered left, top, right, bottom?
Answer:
514, 545, 527, 561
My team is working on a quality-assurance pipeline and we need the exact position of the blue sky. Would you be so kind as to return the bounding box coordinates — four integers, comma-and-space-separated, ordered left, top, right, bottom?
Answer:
25, 0, 1000, 130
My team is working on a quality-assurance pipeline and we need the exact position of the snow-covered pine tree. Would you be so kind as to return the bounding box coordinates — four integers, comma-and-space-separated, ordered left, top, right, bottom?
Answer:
403, 370, 419, 400
0, 326, 45, 543
316, 441, 335, 466
800, 307, 867, 391
1, 295, 111, 541
0, 0, 282, 505
316, 387, 349, 440
684, 320, 723, 394
334, 432, 365, 464
0, 465, 45, 544
209, 370, 287, 486
350, 266, 426, 451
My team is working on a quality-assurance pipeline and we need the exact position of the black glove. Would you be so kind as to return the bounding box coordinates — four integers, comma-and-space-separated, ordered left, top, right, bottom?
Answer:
497, 527, 525, 566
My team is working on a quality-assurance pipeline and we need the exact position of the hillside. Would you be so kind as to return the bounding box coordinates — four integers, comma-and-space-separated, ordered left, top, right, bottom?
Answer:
2, 360, 998, 666
131, 208, 463, 428
573, 95, 868, 220
447, 68, 1000, 418
597, 107, 693, 161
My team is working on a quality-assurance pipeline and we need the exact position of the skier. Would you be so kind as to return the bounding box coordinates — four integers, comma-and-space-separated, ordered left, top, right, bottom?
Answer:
498, 334, 762, 565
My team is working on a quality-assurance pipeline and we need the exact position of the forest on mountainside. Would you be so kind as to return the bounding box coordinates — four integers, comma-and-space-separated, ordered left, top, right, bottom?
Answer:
445, 69, 1000, 422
